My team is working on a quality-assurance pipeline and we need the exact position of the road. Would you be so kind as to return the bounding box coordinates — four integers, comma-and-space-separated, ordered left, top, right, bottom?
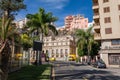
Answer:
51, 61, 120, 80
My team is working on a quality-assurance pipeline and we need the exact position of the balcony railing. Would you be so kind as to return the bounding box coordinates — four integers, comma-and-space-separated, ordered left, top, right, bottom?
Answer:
93, 13, 100, 19
93, 3, 98, 6
92, 3, 99, 9
94, 23, 100, 26
94, 13, 99, 16
94, 33, 101, 40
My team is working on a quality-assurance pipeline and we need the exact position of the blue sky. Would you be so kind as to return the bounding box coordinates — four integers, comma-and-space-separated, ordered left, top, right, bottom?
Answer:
16, 0, 93, 27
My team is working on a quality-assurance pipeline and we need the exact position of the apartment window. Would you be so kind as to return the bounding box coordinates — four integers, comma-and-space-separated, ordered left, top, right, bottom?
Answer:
118, 5, 120, 10
111, 40, 120, 45
104, 17, 111, 23
104, 7, 110, 13
105, 28, 112, 34
103, 0, 109, 3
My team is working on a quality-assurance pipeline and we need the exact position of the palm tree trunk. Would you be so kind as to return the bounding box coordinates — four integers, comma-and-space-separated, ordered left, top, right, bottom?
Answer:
1, 42, 11, 80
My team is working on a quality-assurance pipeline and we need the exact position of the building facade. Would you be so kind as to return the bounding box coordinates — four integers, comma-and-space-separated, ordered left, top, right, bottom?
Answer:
65, 15, 88, 31
15, 18, 28, 29
43, 35, 76, 61
93, 0, 120, 67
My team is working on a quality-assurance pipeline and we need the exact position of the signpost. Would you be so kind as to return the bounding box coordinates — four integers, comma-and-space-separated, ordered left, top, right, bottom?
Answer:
33, 41, 42, 65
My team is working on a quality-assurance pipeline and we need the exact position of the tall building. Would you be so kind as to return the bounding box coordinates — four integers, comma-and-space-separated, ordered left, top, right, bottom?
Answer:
43, 35, 76, 61
65, 15, 88, 31
93, 0, 120, 67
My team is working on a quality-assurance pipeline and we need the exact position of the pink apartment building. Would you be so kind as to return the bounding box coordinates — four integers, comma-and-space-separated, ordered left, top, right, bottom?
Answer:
65, 14, 88, 31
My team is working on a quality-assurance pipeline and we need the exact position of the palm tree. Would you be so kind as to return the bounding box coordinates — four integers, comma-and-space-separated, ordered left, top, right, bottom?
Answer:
75, 27, 94, 63
26, 8, 58, 65
0, 14, 20, 80
26, 8, 58, 40
76, 29, 86, 62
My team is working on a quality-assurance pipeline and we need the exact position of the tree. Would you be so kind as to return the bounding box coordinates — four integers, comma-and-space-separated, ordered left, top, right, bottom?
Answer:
0, 0, 26, 18
75, 27, 95, 63
20, 33, 33, 65
0, 17, 19, 80
90, 41, 100, 59
26, 8, 58, 39
0, 0, 26, 80
21, 34, 32, 51
26, 8, 58, 65
76, 29, 86, 62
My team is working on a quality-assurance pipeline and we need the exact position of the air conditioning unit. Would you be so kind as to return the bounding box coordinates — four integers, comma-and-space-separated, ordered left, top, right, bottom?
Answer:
104, 46, 109, 49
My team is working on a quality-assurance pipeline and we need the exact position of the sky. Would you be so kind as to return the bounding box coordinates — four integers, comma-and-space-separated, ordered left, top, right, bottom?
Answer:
15, 0, 93, 27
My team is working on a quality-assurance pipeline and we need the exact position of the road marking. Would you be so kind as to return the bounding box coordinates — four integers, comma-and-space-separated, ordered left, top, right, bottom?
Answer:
52, 67, 55, 80
83, 77, 88, 80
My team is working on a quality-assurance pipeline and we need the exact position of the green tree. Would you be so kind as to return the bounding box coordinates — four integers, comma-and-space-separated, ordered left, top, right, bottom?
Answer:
75, 27, 94, 63
0, 0, 26, 80
0, 17, 19, 80
26, 8, 58, 40
26, 8, 58, 65
0, 0, 26, 18
20, 33, 33, 65
90, 41, 100, 59
21, 34, 32, 51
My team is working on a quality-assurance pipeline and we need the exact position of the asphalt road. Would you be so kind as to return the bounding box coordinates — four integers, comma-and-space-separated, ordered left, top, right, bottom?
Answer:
51, 61, 120, 80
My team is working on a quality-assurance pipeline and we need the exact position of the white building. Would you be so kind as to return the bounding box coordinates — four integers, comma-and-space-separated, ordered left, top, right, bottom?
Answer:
15, 18, 28, 29
43, 35, 76, 61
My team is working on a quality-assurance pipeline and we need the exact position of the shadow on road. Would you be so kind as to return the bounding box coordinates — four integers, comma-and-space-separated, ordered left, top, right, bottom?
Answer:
55, 69, 120, 80
52, 61, 120, 80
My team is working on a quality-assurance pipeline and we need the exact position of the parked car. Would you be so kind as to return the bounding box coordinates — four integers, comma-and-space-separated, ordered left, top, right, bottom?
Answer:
49, 57, 56, 61
69, 56, 75, 61
92, 59, 106, 68
68, 54, 76, 61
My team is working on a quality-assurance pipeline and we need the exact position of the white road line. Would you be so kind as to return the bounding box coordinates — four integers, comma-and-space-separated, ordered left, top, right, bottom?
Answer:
52, 67, 55, 80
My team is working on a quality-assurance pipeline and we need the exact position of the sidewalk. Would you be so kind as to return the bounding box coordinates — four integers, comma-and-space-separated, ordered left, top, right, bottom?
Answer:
105, 67, 120, 76
87, 64, 120, 76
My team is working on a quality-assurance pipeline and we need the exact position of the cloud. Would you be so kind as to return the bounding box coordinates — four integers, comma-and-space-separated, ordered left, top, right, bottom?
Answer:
40, 0, 69, 9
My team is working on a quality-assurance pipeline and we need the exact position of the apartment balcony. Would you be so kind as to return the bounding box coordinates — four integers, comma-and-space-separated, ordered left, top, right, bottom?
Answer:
92, 3, 99, 9
94, 33, 101, 40
94, 23, 100, 29
93, 13, 99, 19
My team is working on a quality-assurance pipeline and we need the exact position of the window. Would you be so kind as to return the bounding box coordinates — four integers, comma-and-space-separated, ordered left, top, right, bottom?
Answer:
60, 49, 63, 57
111, 40, 120, 45
103, 0, 109, 3
104, 7, 110, 13
108, 54, 120, 65
52, 53, 54, 57
52, 50, 54, 54
118, 5, 120, 10
65, 49, 68, 57
104, 17, 111, 23
105, 28, 112, 34
56, 49, 59, 57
